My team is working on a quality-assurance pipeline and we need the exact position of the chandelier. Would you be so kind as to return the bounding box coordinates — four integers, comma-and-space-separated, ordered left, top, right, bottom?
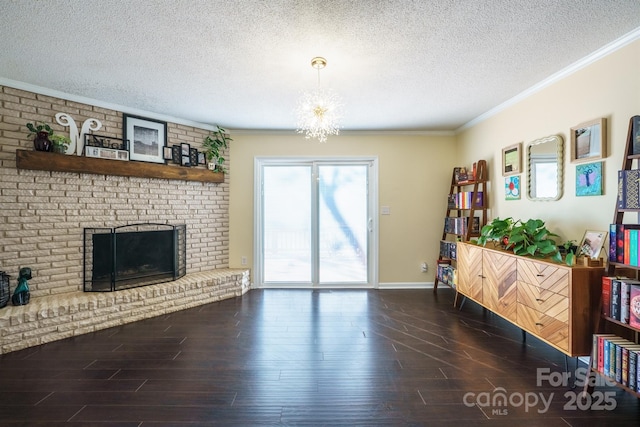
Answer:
296, 57, 343, 143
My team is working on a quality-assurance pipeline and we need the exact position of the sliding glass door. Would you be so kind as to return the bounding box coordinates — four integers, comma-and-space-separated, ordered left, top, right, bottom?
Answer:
256, 158, 377, 287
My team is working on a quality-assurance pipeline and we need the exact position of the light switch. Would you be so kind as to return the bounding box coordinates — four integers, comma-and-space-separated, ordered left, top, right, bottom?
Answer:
381, 206, 390, 215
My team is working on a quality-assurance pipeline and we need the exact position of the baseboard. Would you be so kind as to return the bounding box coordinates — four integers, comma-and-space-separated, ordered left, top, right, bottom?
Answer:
377, 282, 434, 289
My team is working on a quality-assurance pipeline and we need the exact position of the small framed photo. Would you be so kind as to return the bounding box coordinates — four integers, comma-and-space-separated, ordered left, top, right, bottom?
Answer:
502, 143, 522, 176
570, 117, 607, 163
123, 114, 167, 163
180, 142, 190, 157
162, 146, 173, 160
198, 152, 206, 165
189, 148, 199, 166
181, 154, 191, 167
505, 176, 520, 200
575, 161, 603, 196
578, 230, 608, 259
171, 144, 181, 164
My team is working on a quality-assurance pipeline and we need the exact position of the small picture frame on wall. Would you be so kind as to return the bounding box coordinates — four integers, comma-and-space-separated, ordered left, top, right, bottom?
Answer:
171, 144, 181, 164
162, 146, 173, 160
575, 161, 603, 196
189, 148, 199, 166
502, 143, 522, 176
570, 117, 607, 163
505, 176, 520, 200
198, 152, 206, 165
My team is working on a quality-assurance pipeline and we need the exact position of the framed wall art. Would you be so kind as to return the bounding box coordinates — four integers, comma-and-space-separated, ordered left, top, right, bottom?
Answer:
123, 114, 167, 163
570, 117, 606, 163
171, 144, 181, 164
575, 161, 603, 196
180, 143, 191, 167
189, 148, 199, 166
505, 176, 520, 200
502, 143, 522, 176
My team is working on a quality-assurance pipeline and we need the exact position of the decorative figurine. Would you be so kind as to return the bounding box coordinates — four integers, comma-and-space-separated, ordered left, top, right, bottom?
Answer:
12, 267, 31, 306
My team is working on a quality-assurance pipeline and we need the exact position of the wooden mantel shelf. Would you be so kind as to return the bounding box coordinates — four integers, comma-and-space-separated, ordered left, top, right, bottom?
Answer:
15, 150, 224, 183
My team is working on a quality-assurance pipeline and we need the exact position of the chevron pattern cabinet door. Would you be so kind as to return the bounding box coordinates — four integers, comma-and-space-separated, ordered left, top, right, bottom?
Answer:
457, 243, 483, 303
483, 251, 517, 320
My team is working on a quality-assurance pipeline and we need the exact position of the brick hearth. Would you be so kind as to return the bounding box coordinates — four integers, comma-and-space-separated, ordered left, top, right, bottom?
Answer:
0, 269, 249, 354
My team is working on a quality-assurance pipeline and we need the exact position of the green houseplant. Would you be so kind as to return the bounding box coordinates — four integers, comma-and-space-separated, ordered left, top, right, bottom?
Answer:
477, 217, 572, 265
202, 125, 232, 173
477, 217, 515, 248
26, 121, 54, 151
49, 134, 71, 154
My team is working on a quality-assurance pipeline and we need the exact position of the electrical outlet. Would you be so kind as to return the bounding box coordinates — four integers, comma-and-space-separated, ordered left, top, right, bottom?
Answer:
421, 262, 428, 272
241, 256, 247, 266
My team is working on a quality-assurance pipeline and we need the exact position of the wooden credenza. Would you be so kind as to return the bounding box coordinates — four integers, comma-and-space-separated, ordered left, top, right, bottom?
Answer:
456, 242, 604, 357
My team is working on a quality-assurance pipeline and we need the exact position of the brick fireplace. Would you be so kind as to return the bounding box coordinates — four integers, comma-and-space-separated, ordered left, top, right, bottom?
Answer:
0, 85, 248, 354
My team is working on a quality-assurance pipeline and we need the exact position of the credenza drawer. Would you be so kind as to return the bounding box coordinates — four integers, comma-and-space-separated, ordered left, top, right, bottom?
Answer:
516, 258, 569, 297
517, 303, 569, 351
517, 281, 568, 320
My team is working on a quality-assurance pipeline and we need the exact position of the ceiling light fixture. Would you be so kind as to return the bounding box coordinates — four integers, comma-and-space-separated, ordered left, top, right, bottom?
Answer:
296, 57, 343, 143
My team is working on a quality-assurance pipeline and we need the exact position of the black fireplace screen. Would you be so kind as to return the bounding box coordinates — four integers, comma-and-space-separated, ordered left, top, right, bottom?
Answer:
83, 223, 186, 292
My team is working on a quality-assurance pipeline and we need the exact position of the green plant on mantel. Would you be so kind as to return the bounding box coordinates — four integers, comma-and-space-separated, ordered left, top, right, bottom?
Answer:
476, 217, 573, 265
49, 134, 71, 153
26, 121, 53, 138
202, 125, 232, 173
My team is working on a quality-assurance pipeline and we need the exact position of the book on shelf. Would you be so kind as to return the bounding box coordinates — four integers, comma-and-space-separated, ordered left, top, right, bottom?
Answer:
630, 283, 640, 329
594, 333, 616, 372
609, 223, 616, 262
453, 167, 468, 184
611, 279, 621, 321
444, 216, 480, 235
452, 191, 483, 209
618, 169, 640, 209
620, 279, 640, 324
622, 344, 640, 387
439, 240, 457, 260
630, 349, 640, 392
436, 263, 456, 287
447, 194, 456, 209
605, 337, 633, 379
632, 115, 640, 155
602, 276, 613, 318
613, 224, 640, 264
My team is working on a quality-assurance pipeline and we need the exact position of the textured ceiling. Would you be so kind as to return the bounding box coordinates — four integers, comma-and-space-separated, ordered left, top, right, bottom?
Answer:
1, 0, 639, 132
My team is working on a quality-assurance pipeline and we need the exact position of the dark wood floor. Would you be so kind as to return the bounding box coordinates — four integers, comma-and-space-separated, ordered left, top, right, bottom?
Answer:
0, 288, 638, 426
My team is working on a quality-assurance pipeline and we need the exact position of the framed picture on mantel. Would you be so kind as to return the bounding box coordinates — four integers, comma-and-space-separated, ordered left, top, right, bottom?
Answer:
123, 114, 167, 164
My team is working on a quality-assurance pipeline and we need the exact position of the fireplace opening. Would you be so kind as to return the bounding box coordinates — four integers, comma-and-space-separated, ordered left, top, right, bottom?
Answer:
83, 223, 186, 292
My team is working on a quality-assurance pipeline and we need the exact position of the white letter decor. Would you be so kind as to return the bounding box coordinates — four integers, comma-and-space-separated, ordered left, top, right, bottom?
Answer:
55, 113, 103, 155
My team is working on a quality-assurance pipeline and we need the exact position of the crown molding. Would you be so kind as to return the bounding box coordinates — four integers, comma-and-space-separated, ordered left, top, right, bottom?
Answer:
457, 26, 640, 133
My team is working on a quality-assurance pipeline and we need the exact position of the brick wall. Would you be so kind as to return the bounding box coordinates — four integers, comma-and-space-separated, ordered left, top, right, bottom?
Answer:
0, 85, 230, 298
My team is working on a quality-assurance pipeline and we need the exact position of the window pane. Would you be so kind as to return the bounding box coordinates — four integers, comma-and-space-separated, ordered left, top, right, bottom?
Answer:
263, 166, 311, 282
318, 165, 368, 283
